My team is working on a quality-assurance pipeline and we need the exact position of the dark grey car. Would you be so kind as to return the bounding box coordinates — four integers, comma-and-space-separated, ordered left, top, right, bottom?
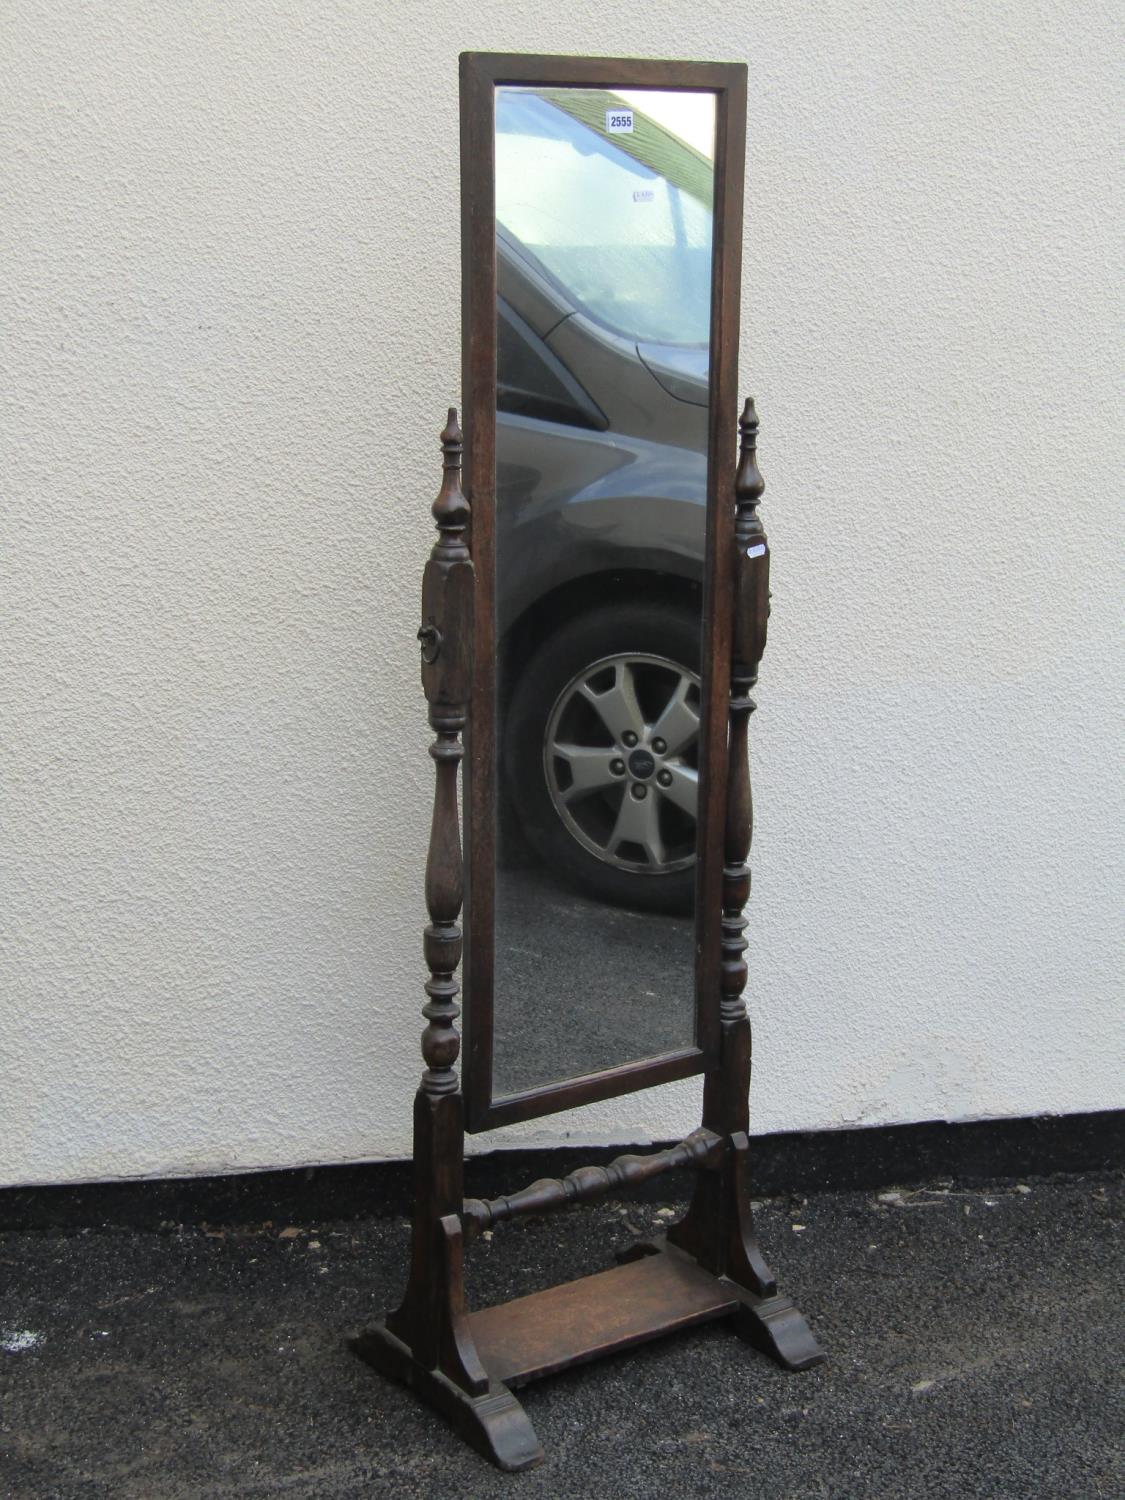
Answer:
495, 87, 713, 913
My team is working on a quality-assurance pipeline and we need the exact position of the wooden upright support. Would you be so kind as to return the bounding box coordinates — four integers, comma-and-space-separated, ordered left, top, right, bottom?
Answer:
662, 398, 825, 1370
349, 411, 544, 1472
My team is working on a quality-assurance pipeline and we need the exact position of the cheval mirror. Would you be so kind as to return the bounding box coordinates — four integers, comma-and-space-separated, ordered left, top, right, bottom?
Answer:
350, 52, 823, 1471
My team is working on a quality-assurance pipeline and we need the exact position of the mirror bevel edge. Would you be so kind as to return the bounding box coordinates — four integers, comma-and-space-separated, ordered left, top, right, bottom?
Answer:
459, 52, 748, 1133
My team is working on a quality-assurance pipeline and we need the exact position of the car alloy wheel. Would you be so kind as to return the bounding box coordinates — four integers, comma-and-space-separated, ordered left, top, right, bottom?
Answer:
543, 652, 701, 876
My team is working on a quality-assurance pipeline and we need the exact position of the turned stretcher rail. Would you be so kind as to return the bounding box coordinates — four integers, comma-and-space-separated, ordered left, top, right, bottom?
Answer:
460, 1128, 724, 1242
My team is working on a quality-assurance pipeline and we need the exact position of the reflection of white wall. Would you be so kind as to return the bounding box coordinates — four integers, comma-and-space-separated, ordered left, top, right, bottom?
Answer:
2, 1, 1121, 1186
619, 90, 716, 159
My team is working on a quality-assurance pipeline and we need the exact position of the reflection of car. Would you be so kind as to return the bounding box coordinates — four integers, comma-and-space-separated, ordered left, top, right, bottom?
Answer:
496, 88, 714, 914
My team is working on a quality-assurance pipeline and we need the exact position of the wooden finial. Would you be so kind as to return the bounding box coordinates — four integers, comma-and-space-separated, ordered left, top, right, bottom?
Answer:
736, 396, 764, 530
433, 407, 470, 534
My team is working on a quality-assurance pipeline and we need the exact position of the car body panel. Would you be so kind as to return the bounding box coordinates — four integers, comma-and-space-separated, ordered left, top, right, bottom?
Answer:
496, 413, 706, 634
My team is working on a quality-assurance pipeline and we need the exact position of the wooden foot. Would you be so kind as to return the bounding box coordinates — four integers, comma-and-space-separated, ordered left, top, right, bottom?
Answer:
352, 1208, 543, 1471
615, 1238, 823, 1374
732, 1291, 826, 1372
349, 1323, 544, 1473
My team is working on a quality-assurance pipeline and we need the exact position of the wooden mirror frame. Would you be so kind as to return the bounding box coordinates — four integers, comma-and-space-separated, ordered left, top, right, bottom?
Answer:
460, 52, 747, 1131
349, 53, 824, 1473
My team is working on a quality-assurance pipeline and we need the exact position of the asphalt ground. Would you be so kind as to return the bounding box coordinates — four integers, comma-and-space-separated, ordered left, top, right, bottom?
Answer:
492, 862, 695, 1096
1, 1173, 1121, 1499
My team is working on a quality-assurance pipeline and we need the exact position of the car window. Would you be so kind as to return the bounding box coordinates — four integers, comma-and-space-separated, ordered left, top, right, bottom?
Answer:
496, 88, 713, 348
497, 299, 607, 430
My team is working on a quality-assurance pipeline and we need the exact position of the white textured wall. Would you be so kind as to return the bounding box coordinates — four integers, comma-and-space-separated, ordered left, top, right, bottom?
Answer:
2, 2, 1121, 1187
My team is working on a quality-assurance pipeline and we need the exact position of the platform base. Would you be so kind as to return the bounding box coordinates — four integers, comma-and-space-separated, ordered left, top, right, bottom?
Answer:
350, 1242, 823, 1470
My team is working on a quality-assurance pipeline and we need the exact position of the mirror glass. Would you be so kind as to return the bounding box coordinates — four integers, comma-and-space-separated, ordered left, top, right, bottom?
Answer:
491, 85, 716, 1098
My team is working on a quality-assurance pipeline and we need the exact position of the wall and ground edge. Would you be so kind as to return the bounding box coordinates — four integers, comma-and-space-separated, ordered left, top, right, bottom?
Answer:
2, 2, 1122, 1188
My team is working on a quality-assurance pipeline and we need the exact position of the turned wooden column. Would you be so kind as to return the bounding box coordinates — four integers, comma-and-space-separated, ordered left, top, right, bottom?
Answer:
668, 400, 822, 1367
669, 397, 774, 1295
417, 409, 474, 1101
383, 409, 486, 1390
350, 410, 544, 1472
722, 396, 769, 1056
